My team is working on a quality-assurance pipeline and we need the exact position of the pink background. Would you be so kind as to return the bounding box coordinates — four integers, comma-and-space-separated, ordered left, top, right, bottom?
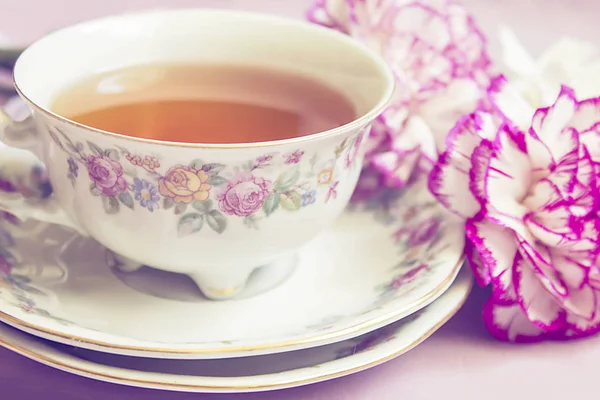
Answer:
1, 1, 599, 399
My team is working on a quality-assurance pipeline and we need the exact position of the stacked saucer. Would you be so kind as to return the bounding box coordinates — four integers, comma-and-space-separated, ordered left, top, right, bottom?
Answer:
0, 176, 470, 393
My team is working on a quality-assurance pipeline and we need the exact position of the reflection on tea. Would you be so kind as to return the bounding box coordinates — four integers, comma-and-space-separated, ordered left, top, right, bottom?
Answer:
52, 64, 356, 144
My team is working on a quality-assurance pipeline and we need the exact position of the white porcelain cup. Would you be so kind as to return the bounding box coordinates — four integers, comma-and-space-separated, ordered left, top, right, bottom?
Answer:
0, 9, 394, 300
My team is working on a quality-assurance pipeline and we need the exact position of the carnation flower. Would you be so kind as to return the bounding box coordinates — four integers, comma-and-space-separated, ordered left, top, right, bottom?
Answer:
307, 0, 492, 197
499, 27, 600, 104
429, 75, 600, 342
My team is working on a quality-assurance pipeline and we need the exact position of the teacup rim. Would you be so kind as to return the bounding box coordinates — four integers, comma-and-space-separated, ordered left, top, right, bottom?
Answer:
13, 8, 396, 149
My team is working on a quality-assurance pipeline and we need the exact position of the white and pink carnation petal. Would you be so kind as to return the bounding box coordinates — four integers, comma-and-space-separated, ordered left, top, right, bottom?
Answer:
580, 123, 600, 169
523, 179, 579, 248
427, 113, 486, 218
552, 255, 597, 321
384, 34, 453, 98
418, 78, 485, 153
564, 301, 600, 339
306, 0, 349, 33
371, 149, 419, 189
568, 96, 600, 138
518, 241, 570, 301
392, 116, 437, 163
588, 266, 600, 291
547, 130, 581, 194
483, 297, 557, 343
466, 215, 518, 302
487, 75, 536, 131
565, 147, 597, 215
530, 87, 579, 164
513, 254, 567, 330
464, 237, 490, 286
481, 126, 531, 225
444, 2, 491, 76
386, 2, 451, 51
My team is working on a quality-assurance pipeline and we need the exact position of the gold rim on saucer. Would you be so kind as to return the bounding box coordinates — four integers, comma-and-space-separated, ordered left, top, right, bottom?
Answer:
0, 257, 463, 356
0, 275, 472, 392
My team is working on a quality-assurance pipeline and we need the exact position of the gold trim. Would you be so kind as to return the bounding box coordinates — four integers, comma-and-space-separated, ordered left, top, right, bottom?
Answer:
0, 276, 472, 392
13, 9, 396, 149
0, 257, 464, 355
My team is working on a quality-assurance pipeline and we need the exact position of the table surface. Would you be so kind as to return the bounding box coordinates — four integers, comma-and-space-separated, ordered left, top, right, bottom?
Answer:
1, 1, 599, 399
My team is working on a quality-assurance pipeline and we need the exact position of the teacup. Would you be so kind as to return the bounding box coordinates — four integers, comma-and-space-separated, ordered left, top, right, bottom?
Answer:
0, 9, 394, 300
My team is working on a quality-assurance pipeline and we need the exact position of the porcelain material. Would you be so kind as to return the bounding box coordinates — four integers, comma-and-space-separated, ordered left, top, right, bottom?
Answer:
0, 268, 472, 393
0, 9, 395, 300
0, 177, 464, 359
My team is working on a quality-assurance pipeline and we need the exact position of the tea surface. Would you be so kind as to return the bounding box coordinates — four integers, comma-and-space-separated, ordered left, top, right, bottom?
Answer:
52, 64, 356, 144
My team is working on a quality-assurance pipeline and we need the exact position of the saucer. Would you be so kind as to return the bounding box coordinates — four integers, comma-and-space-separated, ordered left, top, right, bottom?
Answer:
0, 177, 464, 359
0, 268, 472, 393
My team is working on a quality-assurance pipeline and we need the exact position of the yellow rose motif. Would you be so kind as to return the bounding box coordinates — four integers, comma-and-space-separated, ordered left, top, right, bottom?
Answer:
158, 165, 211, 204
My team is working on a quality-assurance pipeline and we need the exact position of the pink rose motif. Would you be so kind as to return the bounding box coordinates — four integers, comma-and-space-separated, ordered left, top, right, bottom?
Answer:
429, 75, 600, 342
218, 173, 271, 217
284, 150, 305, 165
87, 155, 127, 197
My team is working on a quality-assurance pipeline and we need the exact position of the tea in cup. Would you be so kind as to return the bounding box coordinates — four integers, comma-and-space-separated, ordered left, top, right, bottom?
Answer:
0, 9, 394, 300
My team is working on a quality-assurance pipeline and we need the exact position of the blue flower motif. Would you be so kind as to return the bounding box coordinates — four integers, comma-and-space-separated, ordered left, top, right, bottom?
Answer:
67, 157, 79, 177
133, 178, 160, 212
302, 190, 317, 207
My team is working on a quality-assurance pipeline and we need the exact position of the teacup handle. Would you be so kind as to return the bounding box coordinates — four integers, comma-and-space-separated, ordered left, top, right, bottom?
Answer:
0, 110, 87, 235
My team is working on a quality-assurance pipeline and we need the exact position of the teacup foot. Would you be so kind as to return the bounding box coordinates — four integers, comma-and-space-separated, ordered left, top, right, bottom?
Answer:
188, 254, 300, 301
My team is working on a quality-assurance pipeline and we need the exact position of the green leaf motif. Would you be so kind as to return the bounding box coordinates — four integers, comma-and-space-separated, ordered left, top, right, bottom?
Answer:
309, 153, 318, 168
174, 203, 187, 215
202, 163, 226, 173
274, 165, 300, 191
243, 215, 259, 230
280, 191, 302, 211
102, 195, 120, 214
87, 141, 104, 156
192, 199, 213, 213
177, 213, 204, 237
56, 129, 77, 152
206, 210, 227, 234
89, 183, 101, 197
189, 159, 204, 170
243, 161, 255, 171
117, 191, 134, 210
65, 142, 78, 153
209, 175, 228, 186
262, 193, 280, 216
163, 197, 175, 210
104, 148, 120, 161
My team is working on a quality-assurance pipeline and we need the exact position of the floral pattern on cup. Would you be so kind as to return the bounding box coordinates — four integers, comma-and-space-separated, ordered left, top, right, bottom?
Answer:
47, 128, 365, 237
